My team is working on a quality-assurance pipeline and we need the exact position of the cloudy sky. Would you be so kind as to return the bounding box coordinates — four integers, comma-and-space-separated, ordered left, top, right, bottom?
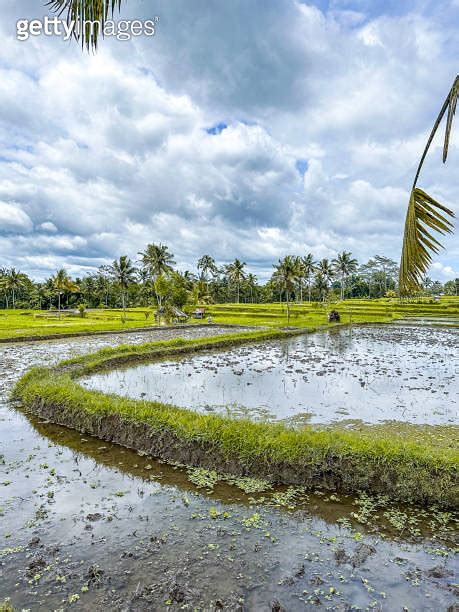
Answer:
0, 0, 458, 282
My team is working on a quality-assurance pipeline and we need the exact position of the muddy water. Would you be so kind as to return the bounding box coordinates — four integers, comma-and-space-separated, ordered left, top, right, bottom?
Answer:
0, 325, 458, 610
82, 325, 458, 425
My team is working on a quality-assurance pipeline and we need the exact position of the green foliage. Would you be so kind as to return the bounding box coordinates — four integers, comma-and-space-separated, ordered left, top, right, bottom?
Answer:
47, 0, 124, 50
0, 297, 458, 341
400, 75, 458, 295
400, 189, 454, 295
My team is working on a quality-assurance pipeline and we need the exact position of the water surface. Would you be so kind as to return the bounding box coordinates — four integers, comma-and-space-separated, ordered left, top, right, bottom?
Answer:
82, 325, 458, 425
1, 324, 458, 610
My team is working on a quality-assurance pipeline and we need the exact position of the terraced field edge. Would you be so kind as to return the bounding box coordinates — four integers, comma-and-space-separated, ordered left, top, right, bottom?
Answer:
12, 328, 458, 508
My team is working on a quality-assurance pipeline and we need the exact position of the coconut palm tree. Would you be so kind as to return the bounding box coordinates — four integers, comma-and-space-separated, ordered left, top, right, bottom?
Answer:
302, 253, 316, 302
138, 243, 175, 307
332, 251, 358, 300
108, 256, 136, 317
1, 268, 28, 309
47, 0, 126, 50
316, 258, 334, 287
225, 259, 246, 303
272, 255, 299, 323
294, 257, 305, 302
197, 255, 218, 293
138, 243, 175, 279
52, 269, 79, 316
314, 272, 329, 302
0, 269, 9, 308
400, 75, 457, 296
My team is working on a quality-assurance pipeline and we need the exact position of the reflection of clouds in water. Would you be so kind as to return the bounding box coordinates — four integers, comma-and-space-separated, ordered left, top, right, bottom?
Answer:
83, 325, 458, 427
0, 326, 255, 403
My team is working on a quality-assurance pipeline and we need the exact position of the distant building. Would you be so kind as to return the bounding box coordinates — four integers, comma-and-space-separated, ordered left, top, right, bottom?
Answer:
155, 306, 188, 323
192, 307, 206, 319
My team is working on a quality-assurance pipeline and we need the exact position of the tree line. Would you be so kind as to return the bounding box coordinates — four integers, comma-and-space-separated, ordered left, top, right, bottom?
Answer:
0, 245, 457, 311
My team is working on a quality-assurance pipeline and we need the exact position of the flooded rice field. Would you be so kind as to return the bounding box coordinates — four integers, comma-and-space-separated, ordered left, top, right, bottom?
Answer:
82, 325, 458, 425
1, 324, 458, 610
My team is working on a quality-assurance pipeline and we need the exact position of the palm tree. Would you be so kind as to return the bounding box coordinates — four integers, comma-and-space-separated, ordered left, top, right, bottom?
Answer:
51, 268, 72, 318
272, 256, 299, 323
245, 273, 258, 303
182, 270, 197, 289
197, 255, 218, 293
400, 75, 457, 296
314, 272, 329, 302
332, 251, 358, 300
302, 253, 316, 302
96, 265, 112, 306
0, 269, 9, 308
1, 268, 27, 309
225, 259, 246, 303
316, 258, 335, 290
138, 243, 175, 278
295, 257, 305, 302
138, 243, 175, 308
47, 0, 126, 50
423, 276, 434, 292
108, 256, 136, 317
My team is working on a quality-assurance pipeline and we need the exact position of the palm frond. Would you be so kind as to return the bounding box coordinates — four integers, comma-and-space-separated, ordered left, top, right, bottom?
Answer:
443, 78, 459, 162
46, 0, 123, 50
412, 75, 459, 186
399, 188, 454, 295
400, 75, 458, 296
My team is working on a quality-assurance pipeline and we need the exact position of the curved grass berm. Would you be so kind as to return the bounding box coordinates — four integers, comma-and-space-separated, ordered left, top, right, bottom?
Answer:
13, 329, 458, 508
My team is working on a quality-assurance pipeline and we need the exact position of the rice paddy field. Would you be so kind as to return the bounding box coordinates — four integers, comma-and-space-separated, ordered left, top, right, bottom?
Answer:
2, 299, 459, 610
0, 296, 458, 341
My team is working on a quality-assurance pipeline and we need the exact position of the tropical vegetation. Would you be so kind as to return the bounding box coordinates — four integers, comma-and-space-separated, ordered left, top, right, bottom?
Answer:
1, 244, 456, 312
399, 75, 457, 295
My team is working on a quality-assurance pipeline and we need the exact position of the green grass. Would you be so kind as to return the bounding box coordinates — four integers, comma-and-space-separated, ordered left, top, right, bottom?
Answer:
1, 296, 458, 340
0, 308, 159, 340
13, 328, 458, 508
203, 297, 459, 327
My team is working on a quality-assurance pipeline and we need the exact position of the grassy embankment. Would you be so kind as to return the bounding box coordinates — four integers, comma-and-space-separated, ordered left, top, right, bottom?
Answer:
1, 296, 458, 340
13, 328, 458, 508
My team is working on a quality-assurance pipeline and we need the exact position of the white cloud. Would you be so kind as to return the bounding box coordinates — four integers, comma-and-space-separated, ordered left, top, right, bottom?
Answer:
0, 200, 33, 233
0, 0, 457, 280
39, 221, 57, 233
431, 262, 457, 281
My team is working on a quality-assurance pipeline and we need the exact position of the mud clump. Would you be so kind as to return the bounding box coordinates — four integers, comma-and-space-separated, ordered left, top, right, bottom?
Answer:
334, 543, 376, 567
352, 543, 376, 567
